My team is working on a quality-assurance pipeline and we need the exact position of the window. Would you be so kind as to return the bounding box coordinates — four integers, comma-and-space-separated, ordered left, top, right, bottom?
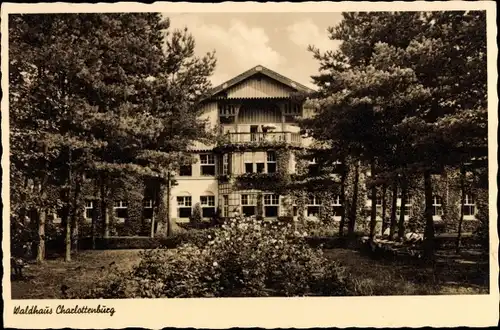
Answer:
222, 153, 229, 175
143, 199, 154, 220
241, 194, 257, 216
245, 163, 254, 173
179, 165, 192, 176
222, 195, 229, 217
113, 201, 128, 223
396, 194, 412, 217
84, 200, 94, 222
200, 154, 215, 176
307, 195, 322, 217
264, 194, 279, 217
250, 125, 259, 141
462, 194, 476, 217
308, 158, 320, 176
201, 195, 216, 218
369, 194, 383, 214
332, 195, 343, 217
267, 151, 277, 173
432, 195, 443, 216
256, 163, 265, 173
177, 196, 192, 218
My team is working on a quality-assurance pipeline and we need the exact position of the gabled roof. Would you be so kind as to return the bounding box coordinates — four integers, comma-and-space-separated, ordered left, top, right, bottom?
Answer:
209, 65, 316, 98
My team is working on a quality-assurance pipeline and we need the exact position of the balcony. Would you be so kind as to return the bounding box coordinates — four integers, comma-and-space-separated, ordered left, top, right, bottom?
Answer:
226, 132, 302, 145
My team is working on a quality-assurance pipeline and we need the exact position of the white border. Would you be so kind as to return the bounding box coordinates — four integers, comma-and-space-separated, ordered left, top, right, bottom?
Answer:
1, 2, 498, 328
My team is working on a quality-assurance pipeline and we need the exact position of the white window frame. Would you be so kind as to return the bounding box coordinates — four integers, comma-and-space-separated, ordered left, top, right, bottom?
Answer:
200, 154, 216, 176
463, 193, 476, 218
266, 151, 277, 173
113, 200, 127, 223
84, 200, 94, 222
200, 195, 216, 218
177, 196, 192, 218
432, 195, 444, 217
222, 195, 229, 217
307, 194, 322, 218
222, 153, 229, 175
263, 194, 280, 218
241, 193, 258, 216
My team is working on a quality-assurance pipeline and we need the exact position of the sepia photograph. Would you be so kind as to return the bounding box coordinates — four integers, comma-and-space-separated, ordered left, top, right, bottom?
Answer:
2, 1, 498, 328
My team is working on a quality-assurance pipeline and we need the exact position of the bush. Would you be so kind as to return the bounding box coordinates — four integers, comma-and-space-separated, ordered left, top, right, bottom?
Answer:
190, 203, 203, 228
80, 216, 350, 298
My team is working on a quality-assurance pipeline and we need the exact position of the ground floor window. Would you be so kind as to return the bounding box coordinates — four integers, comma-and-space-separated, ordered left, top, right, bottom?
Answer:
462, 193, 476, 217
84, 200, 94, 222
177, 196, 192, 218
264, 194, 279, 217
143, 199, 154, 220
332, 195, 343, 217
307, 195, 321, 217
113, 201, 127, 223
432, 195, 443, 216
201, 195, 216, 218
396, 194, 412, 217
241, 194, 257, 216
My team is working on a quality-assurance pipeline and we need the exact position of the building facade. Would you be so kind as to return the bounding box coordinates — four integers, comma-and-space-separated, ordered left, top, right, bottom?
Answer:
61, 65, 482, 236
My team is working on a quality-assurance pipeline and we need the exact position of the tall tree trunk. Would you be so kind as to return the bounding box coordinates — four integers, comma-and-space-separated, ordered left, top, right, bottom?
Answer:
423, 170, 436, 259
64, 208, 72, 262
347, 161, 360, 236
369, 160, 377, 241
100, 180, 110, 238
338, 163, 347, 236
70, 174, 82, 253
397, 179, 408, 240
91, 200, 97, 250
36, 209, 46, 263
65, 148, 73, 262
389, 182, 398, 239
166, 171, 172, 237
381, 184, 387, 234
456, 166, 466, 253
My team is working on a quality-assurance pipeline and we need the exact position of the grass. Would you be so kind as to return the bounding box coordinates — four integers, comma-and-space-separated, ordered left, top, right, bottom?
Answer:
324, 248, 489, 295
11, 247, 489, 299
11, 250, 142, 299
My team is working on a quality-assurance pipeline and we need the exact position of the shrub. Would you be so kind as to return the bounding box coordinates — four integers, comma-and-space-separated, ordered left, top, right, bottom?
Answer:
80, 216, 350, 298
190, 203, 203, 228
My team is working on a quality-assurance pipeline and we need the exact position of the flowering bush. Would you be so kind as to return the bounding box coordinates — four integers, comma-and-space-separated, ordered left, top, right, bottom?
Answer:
82, 216, 349, 298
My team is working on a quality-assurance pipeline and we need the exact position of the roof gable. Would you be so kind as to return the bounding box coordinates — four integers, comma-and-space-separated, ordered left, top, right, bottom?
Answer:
209, 65, 315, 99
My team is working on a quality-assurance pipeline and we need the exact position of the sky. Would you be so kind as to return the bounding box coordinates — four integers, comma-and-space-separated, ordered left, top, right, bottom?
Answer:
166, 13, 343, 89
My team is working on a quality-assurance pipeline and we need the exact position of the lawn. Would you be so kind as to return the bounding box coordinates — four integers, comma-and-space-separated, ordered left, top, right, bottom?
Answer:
11, 247, 489, 299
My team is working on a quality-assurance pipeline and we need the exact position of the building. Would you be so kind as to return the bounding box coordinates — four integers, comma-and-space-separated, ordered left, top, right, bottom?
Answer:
64, 65, 483, 236
170, 65, 316, 223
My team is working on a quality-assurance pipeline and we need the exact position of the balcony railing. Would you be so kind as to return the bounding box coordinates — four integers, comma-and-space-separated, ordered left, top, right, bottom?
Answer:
226, 132, 302, 145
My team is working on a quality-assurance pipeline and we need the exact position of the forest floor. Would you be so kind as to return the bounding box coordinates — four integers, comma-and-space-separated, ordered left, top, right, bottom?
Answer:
10, 247, 489, 299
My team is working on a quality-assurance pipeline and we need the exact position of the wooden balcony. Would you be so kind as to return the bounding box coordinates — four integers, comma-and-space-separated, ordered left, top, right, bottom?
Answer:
226, 131, 302, 145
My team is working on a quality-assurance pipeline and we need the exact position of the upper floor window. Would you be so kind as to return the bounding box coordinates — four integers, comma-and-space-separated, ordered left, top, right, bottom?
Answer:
308, 158, 320, 176
179, 165, 192, 176
267, 151, 277, 173
85, 200, 94, 222
200, 154, 215, 176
